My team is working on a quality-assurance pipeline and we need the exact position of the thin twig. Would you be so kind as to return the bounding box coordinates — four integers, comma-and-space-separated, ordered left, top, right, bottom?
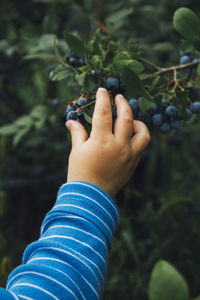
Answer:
142, 59, 200, 81
139, 58, 161, 71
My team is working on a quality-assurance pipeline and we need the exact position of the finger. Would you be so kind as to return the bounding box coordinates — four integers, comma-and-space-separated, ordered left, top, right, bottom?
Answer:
131, 120, 151, 156
65, 120, 88, 147
114, 94, 134, 140
91, 87, 112, 139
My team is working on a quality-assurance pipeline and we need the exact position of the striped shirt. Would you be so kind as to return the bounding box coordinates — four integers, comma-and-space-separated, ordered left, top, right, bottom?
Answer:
0, 181, 119, 299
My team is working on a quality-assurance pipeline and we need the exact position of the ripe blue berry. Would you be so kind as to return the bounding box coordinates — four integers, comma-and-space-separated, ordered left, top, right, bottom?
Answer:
128, 99, 139, 113
152, 113, 163, 126
70, 57, 78, 67
150, 104, 158, 114
66, 105, 76, 115
160, 122, 171, 133
166, 105, 177, 117
106, 76, 119, 89
77, 97, 87, 107
192, 57, 199, 63
180, 55, 191, 65
137, 110, 149, 123
170, 120, 181, 129
161, 99, 168, 108
66, 111, 78, 121
186, 108, 193, 118
52, 98, 59, 107
191, 101, 200, 113
78, 58, 85, 67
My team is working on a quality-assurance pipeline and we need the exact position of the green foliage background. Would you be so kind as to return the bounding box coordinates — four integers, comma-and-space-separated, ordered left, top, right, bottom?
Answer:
0, 0, 200, 299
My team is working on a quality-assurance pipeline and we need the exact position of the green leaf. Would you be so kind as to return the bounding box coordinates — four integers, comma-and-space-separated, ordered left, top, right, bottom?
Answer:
149, 260, 190, 300
75, 71, 87, 87
14, 116, 32, 129
13, 127, 30, 146
30, 105, 48, 129
107, 8, 133, 24
51, 65, 70, 81
54, 36, 68, 69
113, 52, 144, 74
121, 66, 145, 96
30, 105, 48, 120
173, 8, 200, 39
173, 91, 189, 119
64, 33, 85, 58
138, 97, 154, 112
0, 124, 17, 135
181, 40, 194, 52
83, 111, 92, 124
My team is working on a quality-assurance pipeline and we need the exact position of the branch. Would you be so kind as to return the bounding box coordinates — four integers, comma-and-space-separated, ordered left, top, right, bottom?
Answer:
142, 59, 200, 81
139, 58, 161, 71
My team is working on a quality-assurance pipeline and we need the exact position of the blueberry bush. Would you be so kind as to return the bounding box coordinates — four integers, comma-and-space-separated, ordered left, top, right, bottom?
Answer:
0, 1, 200, 299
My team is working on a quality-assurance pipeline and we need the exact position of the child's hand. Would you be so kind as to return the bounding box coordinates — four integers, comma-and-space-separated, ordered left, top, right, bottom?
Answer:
65, 88, 151, 198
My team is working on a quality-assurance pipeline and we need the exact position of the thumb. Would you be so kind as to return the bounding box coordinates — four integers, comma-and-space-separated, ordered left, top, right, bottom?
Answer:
65, 120, 88, 147
131, 120, 151, 156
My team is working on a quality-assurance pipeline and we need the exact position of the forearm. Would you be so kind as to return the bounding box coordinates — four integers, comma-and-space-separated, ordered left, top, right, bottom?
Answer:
5, 182, 119, 299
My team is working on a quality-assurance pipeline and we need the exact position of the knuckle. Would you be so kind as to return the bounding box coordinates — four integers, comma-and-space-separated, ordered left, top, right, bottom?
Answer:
123, 115, 133, 125
96, 105, 110, 116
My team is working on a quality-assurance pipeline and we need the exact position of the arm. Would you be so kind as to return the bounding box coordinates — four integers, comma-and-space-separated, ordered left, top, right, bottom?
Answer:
2, 88, 150, 300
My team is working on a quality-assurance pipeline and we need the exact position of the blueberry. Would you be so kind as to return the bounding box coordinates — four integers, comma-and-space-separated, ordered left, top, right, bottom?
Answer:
78, 58, 85, 67
69, 50, 77, 58
128, 99, 139, 113
165, 105, 177, 117
150, 104, 158, 114
191, 101, 200, 113
52, 98, 59, 107
170, 119, 181, 129
137, 110, 149, 123
66, 111, 78, 121
76, 110, 85, 124
186, 108, 193, 118
161, 99, 168, 108
180, 55, 191, 65
106, 76, 120, 89
160, 122, 171, 133
77, 97, 87, 107
152, 113, 163, 126
180, 51, 191, 57
69, 57, 78, 68
192, 57, 199, 63
65, 105, 76, 115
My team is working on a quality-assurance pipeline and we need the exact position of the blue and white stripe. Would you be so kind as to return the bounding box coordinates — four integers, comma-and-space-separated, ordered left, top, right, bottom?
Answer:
3, 181, 119, 299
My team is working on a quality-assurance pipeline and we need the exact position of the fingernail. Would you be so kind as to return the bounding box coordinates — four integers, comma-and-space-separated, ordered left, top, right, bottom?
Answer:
98, 87, 107, 92
117, 94, 124, 99
66, 120, 72, 128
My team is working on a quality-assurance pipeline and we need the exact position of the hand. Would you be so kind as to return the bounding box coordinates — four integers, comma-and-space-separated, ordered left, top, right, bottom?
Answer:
65, 88, 151, 198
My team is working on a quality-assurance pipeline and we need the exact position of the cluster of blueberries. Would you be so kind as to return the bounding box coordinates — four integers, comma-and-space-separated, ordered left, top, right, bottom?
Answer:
180, 51, 199, 65
65, 97, 87, 124
129, 98, 200, 132
65, 95, 200, 133
68, 51, 85, 69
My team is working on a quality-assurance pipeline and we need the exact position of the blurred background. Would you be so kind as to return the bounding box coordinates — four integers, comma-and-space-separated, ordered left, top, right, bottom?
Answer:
0, 0, 200, 299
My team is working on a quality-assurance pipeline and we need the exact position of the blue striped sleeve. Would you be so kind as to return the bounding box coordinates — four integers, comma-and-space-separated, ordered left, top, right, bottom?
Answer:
2, 181, 119, 300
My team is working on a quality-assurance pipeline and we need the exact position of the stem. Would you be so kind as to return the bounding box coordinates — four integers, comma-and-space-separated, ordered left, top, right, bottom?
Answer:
139, 58, 161, 71
142, 59, 200, 81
